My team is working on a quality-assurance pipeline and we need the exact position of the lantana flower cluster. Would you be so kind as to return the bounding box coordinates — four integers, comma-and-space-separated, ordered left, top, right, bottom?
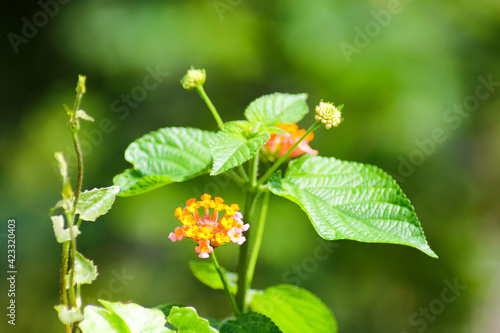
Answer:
169, 194, 249, 258
262, 123, 318, 161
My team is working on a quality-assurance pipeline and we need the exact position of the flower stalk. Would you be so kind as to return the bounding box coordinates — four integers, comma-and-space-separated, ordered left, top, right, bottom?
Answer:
210, 252, 240, 316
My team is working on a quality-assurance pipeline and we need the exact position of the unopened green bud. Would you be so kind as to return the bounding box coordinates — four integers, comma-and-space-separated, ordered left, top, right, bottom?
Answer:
181, 67, 206, 90
76, 75, 86, 95
315, 101, 343, 129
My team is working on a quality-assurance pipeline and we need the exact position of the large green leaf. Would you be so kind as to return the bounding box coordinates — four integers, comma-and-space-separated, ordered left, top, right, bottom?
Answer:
80, 301, 172, 333
80, 305, 130, 333
210, 123, 269, 175
250, 285, 336, 333
113, 169, 173, 197
220, 312, 282, 333
167, 306, 217, 333
244, 93, 308, 126
189, 261, 238, 294
76, 186, 120, 221
102, 300, 171, 333
269, 155, 437, 258
113, 127, 216, 196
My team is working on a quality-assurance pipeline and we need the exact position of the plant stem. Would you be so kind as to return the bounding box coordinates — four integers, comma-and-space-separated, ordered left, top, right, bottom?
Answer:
72, 133, 84, 205
226, 170, 245, 187
196, 86, 224, 130
211, 252, 240, 316
250, 151, 260, 187
256, 121, 321, 187
244, 190, 269, 293
238, 165, 250, 183
236, 189, 258, 312
60, 241, 70, 305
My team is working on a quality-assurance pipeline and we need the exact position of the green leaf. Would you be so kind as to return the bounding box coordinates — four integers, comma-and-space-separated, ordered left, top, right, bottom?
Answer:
113, 169, 172, 197
80, 305, 130, 333
244, 93, 308, 126
210, 124, 269, 175
156, 303, 186, 320
66, 251, 98, 288
114, 127, 216, 196
51, 215, 80, 243
98, 300, 172, 333
75, 109, 95, 122
220, 312, 282, 333
76, 186, 120, 221
250, 285, 336, 333
54, 305, 84, 325
268, 155, 437, 258
167, 306, 217, 333
189, 261, 237, 294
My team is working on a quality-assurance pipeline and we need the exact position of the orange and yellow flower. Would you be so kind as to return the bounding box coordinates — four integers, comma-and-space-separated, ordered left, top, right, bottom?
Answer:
169, 194, 249, 258
262, 123, 318, 162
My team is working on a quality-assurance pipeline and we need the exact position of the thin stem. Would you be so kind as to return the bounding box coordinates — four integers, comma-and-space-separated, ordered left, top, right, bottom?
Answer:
256, 121, 321, 187
236, 190, 258, 312
244, 190, 270, 292
238, 165, 250, 183
250, 151, 260, 188
226, 170, 245, 187
211, 252, 241, 316
72, 133, 84, 205
60, 241, 70, 306
65, 213, 77, 308
196, 86, 224, 130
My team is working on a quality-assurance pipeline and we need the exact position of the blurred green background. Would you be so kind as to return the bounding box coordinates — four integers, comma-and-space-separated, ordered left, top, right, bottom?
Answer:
1, 0, 499, 332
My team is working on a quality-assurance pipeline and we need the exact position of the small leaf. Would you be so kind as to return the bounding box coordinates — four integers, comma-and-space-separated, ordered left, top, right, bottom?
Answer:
76, 186, 120, 221
250, 285, 337, 333
54, 152, 69, 183
114, 127, 216, 196
210, 124, 270, 175
63, 104, 73, 117
66, 251, 98, 288
99, 300, 171, 333
75, 109, 95, 122
167, 306, 218, 333
51, 215, 80, 243
244, 93, 308, 126
189, 261, 237, 294
54, 305, 84, 325
268, 155, 437, 258
220, 312, 282, 333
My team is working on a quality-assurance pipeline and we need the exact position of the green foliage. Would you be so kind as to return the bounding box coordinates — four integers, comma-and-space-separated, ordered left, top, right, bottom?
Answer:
114, 127, 216, 196
269, 155, 437, 258
112, 169, 173, 197
156, 303, 186, 319
250, 285, 337, 333
79, 306, 131, 332
80, 300, 171, 333
66, 251, 98, 287
210, 122, 270, 175
220, 312, 282, 333
167, 306, 217, 333
51, 215, 80, 243
244, 93, 309, 126
54, 305, 84, 325
189, 261, 238, 294
210, 125, 269, 175
76, 186, 120, 221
